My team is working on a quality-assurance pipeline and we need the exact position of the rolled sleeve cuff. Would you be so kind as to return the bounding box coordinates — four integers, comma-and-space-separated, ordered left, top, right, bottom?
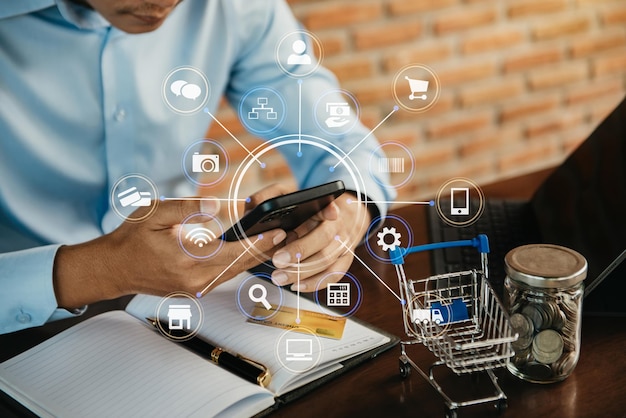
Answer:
0, 245, 86, 334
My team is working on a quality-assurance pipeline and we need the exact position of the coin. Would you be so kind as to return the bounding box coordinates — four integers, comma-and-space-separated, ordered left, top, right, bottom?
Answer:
510, 313, 534, 350
533, 329, 564, 364
522, 304, 544, 331
551, 308, 566, 331
552, 351, 578, 375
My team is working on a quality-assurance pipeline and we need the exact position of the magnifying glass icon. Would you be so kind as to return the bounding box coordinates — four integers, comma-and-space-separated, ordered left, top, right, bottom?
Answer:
248, 284, 272, 310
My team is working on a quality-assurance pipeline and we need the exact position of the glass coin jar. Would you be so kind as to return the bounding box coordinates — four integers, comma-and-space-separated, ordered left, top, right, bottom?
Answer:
504, 244, 586, 383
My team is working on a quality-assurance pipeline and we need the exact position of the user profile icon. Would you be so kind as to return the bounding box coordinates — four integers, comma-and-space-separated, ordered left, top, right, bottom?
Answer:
287, 40, 312, 65
276, 30, 322, 78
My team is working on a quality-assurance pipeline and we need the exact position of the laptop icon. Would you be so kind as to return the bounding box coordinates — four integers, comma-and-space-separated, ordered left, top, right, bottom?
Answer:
428, 96, 626, 315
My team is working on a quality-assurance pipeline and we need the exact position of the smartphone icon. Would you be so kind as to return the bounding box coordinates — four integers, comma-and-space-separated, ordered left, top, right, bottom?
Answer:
450, 187, 469, 215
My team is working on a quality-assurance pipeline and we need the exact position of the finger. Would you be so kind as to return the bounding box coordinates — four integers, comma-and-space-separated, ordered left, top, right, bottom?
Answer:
197, 228, 287, 292
290, 252, 354, 292
270, 232, 344, 286
272, 218, 338, 269
148, 198, 220, 228
228, 228, 288, 270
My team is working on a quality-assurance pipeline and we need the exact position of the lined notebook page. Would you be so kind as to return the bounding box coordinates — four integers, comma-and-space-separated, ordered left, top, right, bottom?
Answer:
0, 311, 274, 418
126, 273, 390, 396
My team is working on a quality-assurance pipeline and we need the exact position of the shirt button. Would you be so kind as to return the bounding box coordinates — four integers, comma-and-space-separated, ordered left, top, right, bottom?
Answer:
114, 108, 126, 122
16, 313, 32, 324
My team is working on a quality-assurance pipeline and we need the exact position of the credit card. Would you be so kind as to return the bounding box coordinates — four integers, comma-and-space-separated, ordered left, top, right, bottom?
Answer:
247, 305, 346, 340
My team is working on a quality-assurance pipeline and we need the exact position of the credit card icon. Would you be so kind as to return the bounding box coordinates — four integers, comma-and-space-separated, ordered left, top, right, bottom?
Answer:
118, 187, 141, 207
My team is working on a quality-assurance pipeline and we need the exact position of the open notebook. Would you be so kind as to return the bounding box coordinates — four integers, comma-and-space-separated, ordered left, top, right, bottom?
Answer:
0, 273, 396, 418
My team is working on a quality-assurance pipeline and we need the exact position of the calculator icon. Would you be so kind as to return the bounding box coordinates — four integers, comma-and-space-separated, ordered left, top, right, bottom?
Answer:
327, 283, 350, 307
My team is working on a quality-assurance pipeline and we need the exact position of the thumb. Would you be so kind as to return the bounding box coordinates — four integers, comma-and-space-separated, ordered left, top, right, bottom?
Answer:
149, 198, 220, 228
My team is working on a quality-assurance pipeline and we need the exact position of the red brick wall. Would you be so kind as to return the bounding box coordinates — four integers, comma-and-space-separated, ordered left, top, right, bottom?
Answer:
207, 0, 626, 207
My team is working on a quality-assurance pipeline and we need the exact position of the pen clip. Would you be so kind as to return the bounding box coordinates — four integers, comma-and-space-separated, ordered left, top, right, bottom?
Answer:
238, 354, 272, 388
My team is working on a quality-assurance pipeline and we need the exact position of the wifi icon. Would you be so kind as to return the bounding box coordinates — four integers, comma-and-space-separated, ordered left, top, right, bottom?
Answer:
185, 227, 217, 248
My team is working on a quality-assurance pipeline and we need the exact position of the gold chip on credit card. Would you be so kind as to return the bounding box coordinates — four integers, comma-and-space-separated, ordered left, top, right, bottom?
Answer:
247, 305, 346, 340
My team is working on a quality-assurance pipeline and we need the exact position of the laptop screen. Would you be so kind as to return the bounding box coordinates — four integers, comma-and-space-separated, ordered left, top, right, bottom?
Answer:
531, 96, 626, 309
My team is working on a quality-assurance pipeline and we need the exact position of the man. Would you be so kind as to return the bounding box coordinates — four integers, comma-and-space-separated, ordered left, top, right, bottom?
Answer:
0, 0, 394, 334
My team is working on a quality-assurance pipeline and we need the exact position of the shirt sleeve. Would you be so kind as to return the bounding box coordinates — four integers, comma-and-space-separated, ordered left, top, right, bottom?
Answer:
0, 245, 86, 335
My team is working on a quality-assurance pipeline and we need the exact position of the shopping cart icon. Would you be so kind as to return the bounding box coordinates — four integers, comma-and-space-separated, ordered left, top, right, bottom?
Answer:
404, 76, 429, 100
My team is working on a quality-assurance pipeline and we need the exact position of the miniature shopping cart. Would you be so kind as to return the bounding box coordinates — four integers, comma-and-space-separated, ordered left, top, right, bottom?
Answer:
404, 76, 429, 100
389, 235, 517, 417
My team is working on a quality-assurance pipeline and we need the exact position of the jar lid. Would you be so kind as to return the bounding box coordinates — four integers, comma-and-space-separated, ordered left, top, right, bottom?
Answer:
504, 244, 587, 288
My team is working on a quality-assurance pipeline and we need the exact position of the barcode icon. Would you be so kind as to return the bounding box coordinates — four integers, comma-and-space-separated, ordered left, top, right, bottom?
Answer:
378, 157, 405, 173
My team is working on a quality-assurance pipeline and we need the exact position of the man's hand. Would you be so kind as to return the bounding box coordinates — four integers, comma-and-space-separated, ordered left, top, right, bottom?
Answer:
246, 184, 371, 292
53, 199, 287, 309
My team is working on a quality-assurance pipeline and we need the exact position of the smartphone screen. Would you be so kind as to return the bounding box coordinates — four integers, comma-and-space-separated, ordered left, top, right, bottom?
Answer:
221, 180, 345, 241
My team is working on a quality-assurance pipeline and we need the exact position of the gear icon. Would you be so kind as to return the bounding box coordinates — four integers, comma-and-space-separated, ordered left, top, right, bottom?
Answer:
377, 226, 402, 252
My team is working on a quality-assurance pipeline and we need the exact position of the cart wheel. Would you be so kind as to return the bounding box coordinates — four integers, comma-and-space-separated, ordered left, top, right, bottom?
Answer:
495, 399, 508, 414
399, 360, 411, 379
445, 407, 458, 418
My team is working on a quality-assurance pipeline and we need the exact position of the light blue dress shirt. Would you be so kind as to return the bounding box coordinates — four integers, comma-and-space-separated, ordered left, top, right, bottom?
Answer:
0, 0, 394, 334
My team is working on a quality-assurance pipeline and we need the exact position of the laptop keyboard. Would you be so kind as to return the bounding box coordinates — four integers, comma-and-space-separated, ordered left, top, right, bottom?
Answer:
428, 198, 539, 297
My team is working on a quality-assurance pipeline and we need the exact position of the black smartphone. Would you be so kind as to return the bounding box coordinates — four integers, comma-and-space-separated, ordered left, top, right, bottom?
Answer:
221, 180, 345, 241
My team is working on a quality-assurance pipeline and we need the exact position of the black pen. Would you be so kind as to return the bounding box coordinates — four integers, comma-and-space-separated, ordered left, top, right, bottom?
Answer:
146, 318, 271, 388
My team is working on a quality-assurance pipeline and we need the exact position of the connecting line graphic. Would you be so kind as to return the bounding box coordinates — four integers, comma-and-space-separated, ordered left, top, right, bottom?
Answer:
335, 236, 404, 304
204, 108, 266, 168
332, 106, 398, 170
298, 79, 303, 154
160, 197, 248, 203
347, 199, 435, 207
196, 235, 263, 297
295, 253, 302, 324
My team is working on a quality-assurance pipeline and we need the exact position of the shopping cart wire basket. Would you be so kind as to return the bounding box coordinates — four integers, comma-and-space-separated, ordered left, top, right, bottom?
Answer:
389, 234, 518, 417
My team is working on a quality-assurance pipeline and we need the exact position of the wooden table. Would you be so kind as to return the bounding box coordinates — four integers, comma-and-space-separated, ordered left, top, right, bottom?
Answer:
271, 169, 626, 418
2, 169, 625, 417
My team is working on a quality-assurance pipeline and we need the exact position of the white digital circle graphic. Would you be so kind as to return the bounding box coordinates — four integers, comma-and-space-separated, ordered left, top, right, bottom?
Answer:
226, 135, 368, 273
162, 66, 210, 114
435, 177, 485, 227
275, 30, 323, 78
368, 141, 415, 189
238, 87, 287, 135
177, 212, 224, 260
314, 272, 363, 318
365, 214, 414, 263
275, 327, 323, 374
154, 292, 204, 342
313, 89, 360, 136
236, 274, 283, 321
181, 139, 229, 187
392, 64, 441, 113
110, 174, 159, 223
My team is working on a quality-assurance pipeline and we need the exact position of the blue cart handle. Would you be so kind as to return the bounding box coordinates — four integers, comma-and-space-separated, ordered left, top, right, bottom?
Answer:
389, 234, 490, 265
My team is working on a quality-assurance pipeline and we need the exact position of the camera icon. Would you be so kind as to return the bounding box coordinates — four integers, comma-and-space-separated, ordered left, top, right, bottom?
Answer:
192, 153, 220, 173
326, 102, 350, 117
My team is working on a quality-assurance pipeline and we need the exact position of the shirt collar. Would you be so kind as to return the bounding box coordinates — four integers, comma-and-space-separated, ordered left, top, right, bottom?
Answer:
0, 0, 111, 29
0, 0, 54, 19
